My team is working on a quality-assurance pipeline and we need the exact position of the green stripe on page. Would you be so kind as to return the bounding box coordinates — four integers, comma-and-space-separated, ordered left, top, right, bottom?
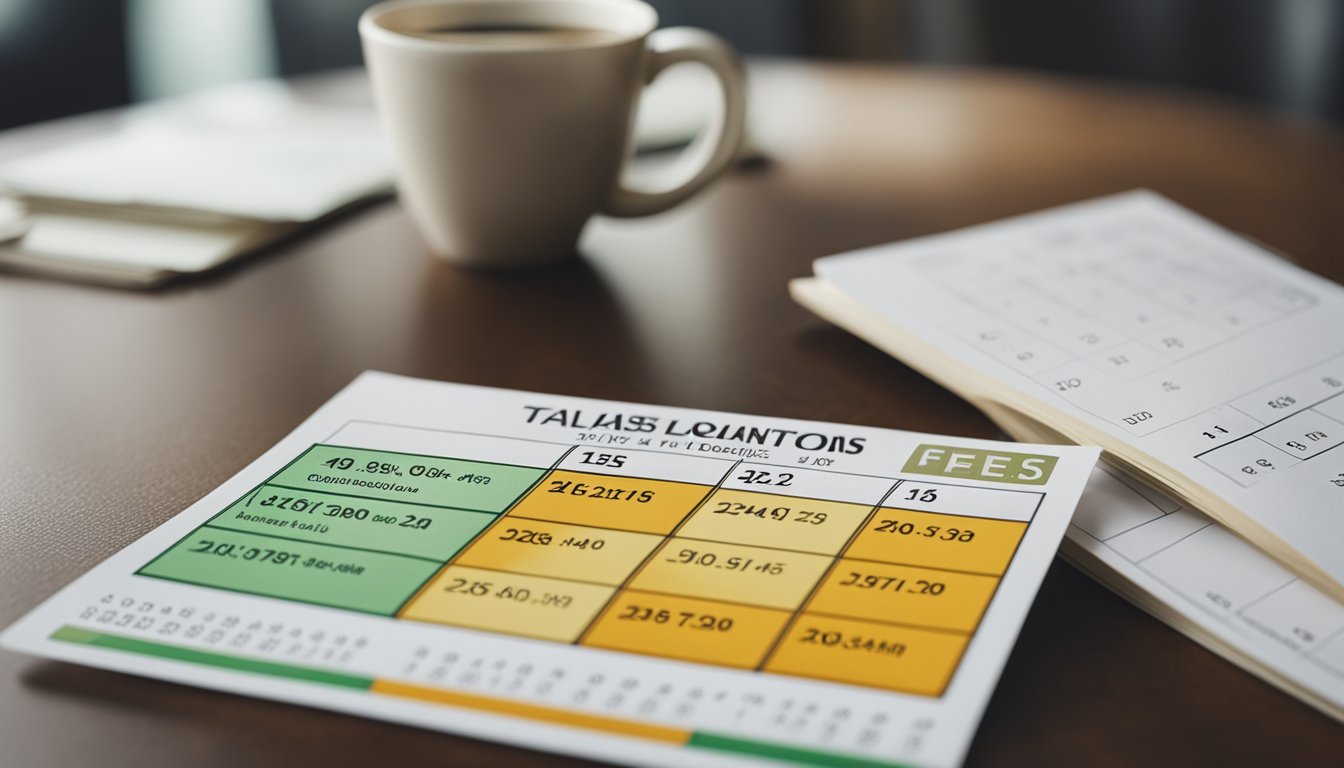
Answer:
49, 626, 908, 767
688, 731, 911, 768
49, 625, 373, 690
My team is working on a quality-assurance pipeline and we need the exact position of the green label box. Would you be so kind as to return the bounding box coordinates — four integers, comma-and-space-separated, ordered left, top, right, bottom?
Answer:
137, 444, 548, 614
901, 443, 1058, 485
272, 444, 546, 511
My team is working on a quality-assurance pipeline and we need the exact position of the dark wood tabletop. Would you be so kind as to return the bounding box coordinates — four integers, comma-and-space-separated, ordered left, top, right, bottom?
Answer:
2, 59, 1342, 767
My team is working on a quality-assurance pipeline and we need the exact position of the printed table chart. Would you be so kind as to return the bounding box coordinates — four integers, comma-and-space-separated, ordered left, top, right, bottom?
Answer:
138, 426, 1042, 698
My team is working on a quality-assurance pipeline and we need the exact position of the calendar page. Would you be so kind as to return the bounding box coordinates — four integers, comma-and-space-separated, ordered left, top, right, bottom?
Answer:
813, 191, 1344, 598
2, 373, 1098, 768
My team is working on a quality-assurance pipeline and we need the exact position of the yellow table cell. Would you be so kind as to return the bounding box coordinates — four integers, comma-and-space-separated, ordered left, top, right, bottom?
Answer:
400, 565, 614, 642
455, 519, 662, 586
764, 614, 968, 696
807, 559, 1000, 631
676, 489, 872, 555
582, 590, 791, 668
629, 537, 833, 610
507, 470, 711, 535
845, 508, 1027, 575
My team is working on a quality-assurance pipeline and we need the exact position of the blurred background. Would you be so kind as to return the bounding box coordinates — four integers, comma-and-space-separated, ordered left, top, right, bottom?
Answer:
3, 0, 1342, 131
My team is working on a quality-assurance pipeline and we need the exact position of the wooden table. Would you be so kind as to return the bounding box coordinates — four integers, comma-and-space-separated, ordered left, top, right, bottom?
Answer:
2, 60, 1342, 767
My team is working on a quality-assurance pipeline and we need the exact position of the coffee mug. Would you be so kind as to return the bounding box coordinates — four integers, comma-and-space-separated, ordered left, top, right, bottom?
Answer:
359, 0, 746, 269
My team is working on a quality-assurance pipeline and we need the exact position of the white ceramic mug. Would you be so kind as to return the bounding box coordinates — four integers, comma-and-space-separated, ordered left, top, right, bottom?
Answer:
359, 0, 746, 269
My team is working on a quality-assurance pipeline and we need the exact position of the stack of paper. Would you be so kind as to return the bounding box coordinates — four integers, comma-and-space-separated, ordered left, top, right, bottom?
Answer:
792, 191, 1344, 721
0, 67, 760, 288
0, 79, 395, 286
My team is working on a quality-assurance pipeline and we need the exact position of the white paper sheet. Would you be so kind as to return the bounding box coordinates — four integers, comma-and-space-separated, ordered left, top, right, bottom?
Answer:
814, 191, 1344, 597
19, 212, 290, 272
0, 80, 393, 222
2, 372, 1098, 768
1068, 467, 1344, 719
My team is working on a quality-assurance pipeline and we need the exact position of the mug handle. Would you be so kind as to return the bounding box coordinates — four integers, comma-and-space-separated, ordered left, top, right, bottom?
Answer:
602, 27, 747, 218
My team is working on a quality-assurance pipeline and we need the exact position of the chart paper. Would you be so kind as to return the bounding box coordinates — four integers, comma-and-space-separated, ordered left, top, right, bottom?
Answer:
3, 373, 1097, 768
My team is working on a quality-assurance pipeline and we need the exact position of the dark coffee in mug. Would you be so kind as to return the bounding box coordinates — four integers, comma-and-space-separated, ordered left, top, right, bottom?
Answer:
405, 23, 626, 47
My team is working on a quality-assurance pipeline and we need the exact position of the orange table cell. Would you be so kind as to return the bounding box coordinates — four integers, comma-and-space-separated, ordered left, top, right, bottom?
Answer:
582, 590, 791, 669
764, 614, 968, 696
629, 537, 832, 610
507, 470, 711, 535
400, 566, 614, 642
455, 519, 662, 586
807, 559, 1000, 632
677, 489, 872, 555
844, 508, 1027, 575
